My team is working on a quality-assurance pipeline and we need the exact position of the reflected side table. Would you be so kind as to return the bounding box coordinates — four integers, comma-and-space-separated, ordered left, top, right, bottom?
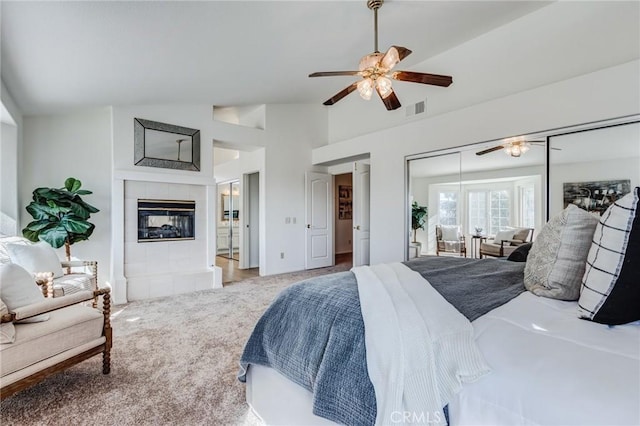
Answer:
471, 235, 487, 259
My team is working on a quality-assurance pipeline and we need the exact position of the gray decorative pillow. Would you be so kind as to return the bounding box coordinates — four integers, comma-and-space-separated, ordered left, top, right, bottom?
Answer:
524, 204, 599, 300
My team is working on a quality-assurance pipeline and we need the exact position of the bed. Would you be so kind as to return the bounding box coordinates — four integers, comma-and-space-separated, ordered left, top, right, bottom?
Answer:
238, 190, 640, 426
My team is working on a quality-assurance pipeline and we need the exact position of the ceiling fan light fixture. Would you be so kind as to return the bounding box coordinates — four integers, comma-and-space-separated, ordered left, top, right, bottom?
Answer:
503, 140, 530, 157
381, 46, 400, 70
376, 76, 393, 98
359, 52, 384, 71
358, 78, 374, 100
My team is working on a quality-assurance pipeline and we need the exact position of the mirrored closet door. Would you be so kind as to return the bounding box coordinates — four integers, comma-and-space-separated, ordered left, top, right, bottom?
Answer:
217, 181, 240, 260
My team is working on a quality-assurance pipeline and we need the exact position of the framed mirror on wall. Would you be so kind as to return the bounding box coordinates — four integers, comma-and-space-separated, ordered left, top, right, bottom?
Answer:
134, 118, 201, 171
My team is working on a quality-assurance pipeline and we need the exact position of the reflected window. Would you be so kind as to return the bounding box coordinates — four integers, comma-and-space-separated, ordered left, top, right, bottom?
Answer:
467, 190, 512, 235
468, 191, 487, 233
490, 190, 511, 234
438, 192, 458, 226
520, 185, 536, 228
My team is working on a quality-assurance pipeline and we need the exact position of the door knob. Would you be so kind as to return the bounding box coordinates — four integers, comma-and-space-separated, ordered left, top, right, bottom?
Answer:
354, 225, 360, 230
307, 224, 311, 229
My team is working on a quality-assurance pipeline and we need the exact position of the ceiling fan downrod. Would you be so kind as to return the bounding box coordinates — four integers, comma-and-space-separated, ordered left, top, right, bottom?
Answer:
367, 0, 384, 53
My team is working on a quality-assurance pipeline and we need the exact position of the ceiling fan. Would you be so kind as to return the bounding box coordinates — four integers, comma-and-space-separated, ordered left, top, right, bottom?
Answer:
476, 139, 555, 158
309, 0, 453, 111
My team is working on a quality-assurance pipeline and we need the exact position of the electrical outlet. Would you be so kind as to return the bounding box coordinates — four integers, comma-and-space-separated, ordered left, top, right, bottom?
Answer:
280, 252, 284, 259
285, 217, 291, 224
292, 217, 296, 224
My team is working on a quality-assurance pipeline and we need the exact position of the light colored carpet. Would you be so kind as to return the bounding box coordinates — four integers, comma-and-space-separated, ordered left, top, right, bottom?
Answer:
0, 263, 351, 425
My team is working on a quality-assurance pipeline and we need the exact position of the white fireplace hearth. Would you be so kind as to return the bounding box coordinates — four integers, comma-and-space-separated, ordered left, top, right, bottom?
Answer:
118, 179, 219, 301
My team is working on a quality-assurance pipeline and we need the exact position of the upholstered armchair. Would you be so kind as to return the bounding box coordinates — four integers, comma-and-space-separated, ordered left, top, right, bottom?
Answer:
0, 237, 98, 304
435, 225, 467, 257
1, 263, 112, 399
479, 228, 534, 258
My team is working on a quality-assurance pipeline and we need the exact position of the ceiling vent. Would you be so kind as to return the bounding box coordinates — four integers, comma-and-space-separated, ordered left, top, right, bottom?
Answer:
406, 99, 426, 118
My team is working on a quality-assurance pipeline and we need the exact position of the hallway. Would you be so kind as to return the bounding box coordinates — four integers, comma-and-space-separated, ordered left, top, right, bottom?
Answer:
217, 252, 353, 286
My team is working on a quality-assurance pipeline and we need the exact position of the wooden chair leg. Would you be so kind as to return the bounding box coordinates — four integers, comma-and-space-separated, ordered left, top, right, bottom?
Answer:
102, 290, 112, 375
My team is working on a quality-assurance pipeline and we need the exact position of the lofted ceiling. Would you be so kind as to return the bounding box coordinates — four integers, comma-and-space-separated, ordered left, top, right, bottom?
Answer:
0, 0, 553, 116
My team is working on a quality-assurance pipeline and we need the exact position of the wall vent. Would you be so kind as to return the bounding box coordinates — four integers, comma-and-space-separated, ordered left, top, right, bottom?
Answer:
406, 99, 426, 118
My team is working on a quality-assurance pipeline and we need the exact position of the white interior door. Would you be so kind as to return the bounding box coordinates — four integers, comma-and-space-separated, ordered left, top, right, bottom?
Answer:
241, 172, 260, 269
305, 172, 334, 269
352, 162, 370, 266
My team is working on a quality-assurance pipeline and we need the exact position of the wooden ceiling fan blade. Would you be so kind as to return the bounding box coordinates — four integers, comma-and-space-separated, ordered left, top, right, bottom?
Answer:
392, 71, 453, 87
323, 82, 359, 106
309, 71, 360, 78
376, 87, 401, 111
380, 46, 412, 70
476, 145, 504, 156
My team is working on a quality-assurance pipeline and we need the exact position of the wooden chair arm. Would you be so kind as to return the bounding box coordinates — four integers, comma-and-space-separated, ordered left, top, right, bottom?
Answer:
2, 288, 110, 323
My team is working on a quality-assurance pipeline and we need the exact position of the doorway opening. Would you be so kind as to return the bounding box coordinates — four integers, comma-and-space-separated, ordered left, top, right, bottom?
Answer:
215, 175, 260, 285
334, 172, 353, 268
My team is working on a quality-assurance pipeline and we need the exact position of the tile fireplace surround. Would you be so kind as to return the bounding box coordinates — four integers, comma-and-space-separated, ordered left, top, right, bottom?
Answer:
123, 180, 216, 301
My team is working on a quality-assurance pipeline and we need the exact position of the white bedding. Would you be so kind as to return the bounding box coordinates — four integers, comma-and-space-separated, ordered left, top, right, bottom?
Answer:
449, 292, 640, 426
246, 291, 640, 425
354, 263, 489, 426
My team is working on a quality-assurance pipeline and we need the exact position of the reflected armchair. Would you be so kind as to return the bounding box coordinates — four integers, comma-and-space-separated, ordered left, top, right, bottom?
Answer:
436, 225, 467, 257
479, 228, 534, 258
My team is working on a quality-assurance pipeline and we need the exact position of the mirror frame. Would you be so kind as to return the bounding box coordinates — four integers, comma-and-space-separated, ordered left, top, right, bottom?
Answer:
134, 118, 201, 171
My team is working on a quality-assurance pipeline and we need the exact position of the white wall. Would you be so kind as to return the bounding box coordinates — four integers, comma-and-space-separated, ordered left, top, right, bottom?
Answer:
263, 104, 327, 275
110, 104, 219, 303
1, 80, 23, 235
214, 104, 328, 276
20, 108, 112, 284
314, 61, 640, 266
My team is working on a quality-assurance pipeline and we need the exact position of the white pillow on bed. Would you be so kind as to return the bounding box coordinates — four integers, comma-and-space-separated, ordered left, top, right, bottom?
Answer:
578, 187, 640, 325
524, 204, 598, 301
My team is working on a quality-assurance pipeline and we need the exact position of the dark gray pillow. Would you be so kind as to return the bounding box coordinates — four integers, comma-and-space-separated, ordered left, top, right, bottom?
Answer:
507, 242, 532, 262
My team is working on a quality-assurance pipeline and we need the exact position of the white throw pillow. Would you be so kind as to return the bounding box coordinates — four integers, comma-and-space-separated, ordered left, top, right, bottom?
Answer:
0, 263, 49, 323
6, 241, 63, 278
493, 229, 515, 244
440, 225, 460, 242
0, 298, 16, 343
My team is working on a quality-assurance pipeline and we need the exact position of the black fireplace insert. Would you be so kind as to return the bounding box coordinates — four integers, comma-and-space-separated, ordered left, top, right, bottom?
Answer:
138, 199, 195, 242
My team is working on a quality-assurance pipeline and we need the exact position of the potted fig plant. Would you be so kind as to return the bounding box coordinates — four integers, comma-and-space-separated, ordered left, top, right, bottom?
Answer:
22, 177, 99, 261
411, 201, 428, 252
